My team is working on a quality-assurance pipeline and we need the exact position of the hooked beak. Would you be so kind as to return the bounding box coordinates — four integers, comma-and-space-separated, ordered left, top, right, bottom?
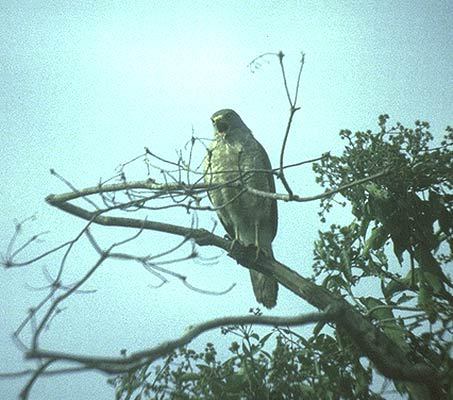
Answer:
212, 115, 229, 134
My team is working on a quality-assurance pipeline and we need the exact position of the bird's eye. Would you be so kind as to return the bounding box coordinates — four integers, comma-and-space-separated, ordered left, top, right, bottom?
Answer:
226, 113, 232, 119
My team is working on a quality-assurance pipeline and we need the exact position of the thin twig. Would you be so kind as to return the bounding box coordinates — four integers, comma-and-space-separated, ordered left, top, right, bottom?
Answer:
19, 360, 54, 400
277, 51, 306, 198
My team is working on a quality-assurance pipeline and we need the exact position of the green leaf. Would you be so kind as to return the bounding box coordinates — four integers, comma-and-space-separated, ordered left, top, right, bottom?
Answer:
312, 320, 326, 337
360, 297, 409, 353
395, 293, 415, 305
417, 286, 437, 323
422, 270, 444, 294
223, 374, 247, 393
363, 226, 388, 256
340, 248, 353, 282
241, 342, 251, 358
259, 332, 273, 346
438, 203, 453, 236
359, 205, 371, 237
382, 268, 418, 300
250, 333, 260, 341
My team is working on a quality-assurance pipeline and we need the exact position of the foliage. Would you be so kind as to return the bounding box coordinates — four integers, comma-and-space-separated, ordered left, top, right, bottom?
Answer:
111, 117, 452, 399
312, 117, 452, 397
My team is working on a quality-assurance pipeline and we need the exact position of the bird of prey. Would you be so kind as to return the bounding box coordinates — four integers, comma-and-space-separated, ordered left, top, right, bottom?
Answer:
204, 109, 278, 308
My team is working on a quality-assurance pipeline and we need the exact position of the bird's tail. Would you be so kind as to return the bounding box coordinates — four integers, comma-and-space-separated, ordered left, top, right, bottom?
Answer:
250, 270, 278, 309
249, 245, 278, 308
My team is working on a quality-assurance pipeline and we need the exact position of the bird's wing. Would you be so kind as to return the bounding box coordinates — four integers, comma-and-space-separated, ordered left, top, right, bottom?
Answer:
254, 138, 278, 240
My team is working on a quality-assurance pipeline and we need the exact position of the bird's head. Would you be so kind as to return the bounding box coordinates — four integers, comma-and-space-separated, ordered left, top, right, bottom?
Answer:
211, 109, 246, 138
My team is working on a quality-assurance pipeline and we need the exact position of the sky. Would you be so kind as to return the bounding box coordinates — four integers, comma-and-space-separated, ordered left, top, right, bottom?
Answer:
1, 1, 452, 399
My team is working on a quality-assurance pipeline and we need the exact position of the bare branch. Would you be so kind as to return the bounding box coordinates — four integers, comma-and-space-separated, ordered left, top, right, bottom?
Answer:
31, 250, 109, 350
365, 304, 423, 318
246, 168, 391, 202
293, 52, 306, 105
247, 52, 279, 73
278, 106, 299, 198
0, 366, 94, 379
276, 51, 306, 198
25, 311, 332, 373
19, 360, 54, 400
44, 161, 385, 220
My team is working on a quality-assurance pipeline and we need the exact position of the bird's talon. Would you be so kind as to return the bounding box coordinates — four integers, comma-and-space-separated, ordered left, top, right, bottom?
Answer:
229, 238, 239, 253
254, 246, 261, 263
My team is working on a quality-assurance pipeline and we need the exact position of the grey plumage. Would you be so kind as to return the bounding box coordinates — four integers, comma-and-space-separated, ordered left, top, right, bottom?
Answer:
204, 109, 278, 308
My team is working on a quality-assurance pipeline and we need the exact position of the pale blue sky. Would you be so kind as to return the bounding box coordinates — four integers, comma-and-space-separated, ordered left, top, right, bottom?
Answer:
1, 1, 452, 399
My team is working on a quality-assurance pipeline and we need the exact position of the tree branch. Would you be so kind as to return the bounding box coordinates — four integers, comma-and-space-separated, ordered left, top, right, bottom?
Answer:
43, 195, 440, 389
243, 253, 441, 389
45, 165, 389, 213
246, 168, 391, 202
25, 311, 331, 374
277, 51, 306, 198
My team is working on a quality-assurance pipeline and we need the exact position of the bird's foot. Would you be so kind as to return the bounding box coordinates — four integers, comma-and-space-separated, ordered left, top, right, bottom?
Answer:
229, 238, 240, 253
254, 246, 262, 263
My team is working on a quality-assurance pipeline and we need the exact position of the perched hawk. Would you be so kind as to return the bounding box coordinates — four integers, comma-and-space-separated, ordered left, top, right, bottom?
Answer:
204, 109, 278, 308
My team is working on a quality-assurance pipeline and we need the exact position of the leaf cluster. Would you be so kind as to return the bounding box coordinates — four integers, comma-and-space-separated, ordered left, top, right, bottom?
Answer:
312, 117, 453, 396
